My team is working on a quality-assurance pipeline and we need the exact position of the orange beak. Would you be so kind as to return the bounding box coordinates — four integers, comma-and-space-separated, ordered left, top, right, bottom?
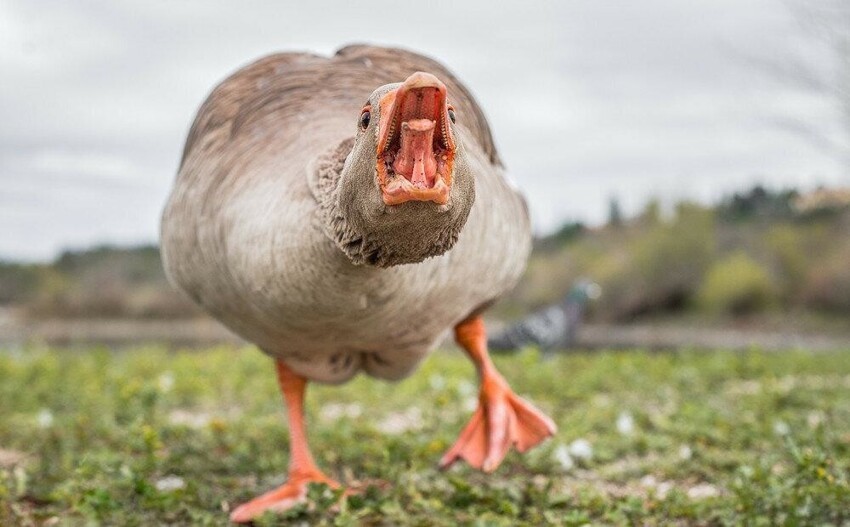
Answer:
376, 72, 456, 206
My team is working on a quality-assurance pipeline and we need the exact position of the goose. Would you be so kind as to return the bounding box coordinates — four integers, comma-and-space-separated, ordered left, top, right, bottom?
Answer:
489, 279, 601, 353
161, 44, 556, 523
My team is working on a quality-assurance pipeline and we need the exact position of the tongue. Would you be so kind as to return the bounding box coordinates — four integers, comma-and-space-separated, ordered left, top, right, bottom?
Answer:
392, 119, 437, 189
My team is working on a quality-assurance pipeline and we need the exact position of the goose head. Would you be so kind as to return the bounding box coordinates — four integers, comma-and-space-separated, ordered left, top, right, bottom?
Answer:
333, 71, 476, 267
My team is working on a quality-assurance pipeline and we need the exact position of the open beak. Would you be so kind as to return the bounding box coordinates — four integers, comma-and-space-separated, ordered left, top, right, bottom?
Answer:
377, 72, 456, 206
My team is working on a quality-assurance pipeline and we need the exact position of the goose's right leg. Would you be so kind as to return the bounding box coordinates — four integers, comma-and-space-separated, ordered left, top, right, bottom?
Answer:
230, 360, 340, 523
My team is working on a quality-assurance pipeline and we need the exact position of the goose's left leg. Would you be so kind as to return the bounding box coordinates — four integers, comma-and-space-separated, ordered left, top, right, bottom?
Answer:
230, 361, 340, 523
440, 315, 556, 472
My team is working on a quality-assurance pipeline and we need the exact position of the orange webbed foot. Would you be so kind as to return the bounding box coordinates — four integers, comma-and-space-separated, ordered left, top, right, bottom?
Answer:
439, 376, 556, 472
229, 469, 340, 523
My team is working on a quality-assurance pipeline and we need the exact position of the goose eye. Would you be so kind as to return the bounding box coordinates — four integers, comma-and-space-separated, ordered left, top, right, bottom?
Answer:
448, 107, 456, 123
359, 108, 371, 130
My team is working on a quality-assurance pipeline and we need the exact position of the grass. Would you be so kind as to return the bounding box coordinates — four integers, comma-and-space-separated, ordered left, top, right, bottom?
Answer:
1, 345, 849, 526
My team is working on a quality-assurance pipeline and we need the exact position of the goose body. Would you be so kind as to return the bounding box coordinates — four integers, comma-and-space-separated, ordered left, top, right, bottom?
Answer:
161, 46, 555, 522
161, 46, 531, 383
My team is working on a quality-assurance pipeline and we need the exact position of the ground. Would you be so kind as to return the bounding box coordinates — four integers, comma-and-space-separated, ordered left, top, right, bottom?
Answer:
1, 345, 849, 526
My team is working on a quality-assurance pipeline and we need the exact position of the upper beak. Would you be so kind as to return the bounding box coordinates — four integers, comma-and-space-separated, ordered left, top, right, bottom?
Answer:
378, 72, 455, 155
376, 72, 456, 206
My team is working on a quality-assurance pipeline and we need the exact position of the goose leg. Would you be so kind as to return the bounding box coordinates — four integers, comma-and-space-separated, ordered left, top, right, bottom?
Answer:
230, 360, 340, 523
440, 315, 557, 472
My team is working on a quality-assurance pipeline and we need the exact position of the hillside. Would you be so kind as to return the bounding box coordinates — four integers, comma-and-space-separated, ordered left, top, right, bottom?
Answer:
500, 186, 850, 326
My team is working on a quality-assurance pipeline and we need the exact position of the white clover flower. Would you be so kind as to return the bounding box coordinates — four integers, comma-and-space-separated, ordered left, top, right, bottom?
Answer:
320, 403, 346, 421
343, 403, 363, 418
679, 445, 693, 460
429, 374, 446, 390
773, 420, 790, 436
553, 444, 575, 471
36, 409, 54, 428
640, 474, 657, 487
456, 380, 475, 396
320, 403, 363, 421
168, 409, 211, 428
568, 438, 593, 460
158, 372, 175, 392
656, 481, 674, 499
376, 407, 422, 435
616, 411, 635, 436
806, 411, 824, 429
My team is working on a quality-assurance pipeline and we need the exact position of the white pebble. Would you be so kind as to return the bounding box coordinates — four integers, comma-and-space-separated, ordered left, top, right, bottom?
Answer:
155, 475, 186, 492
687, 483, 720, 499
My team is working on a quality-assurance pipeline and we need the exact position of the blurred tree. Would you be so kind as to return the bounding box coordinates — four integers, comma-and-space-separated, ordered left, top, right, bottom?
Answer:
0, 263, 42, 304
607, 196, 624, 227
597, 202, 717, 320
716, 185, 798, 221
551, 221, 585, 244
532, 221, 586, 253
639, 198, 662, 226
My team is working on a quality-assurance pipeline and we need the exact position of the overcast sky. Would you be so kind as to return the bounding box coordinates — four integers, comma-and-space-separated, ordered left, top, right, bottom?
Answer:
1, 0, 846, 261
